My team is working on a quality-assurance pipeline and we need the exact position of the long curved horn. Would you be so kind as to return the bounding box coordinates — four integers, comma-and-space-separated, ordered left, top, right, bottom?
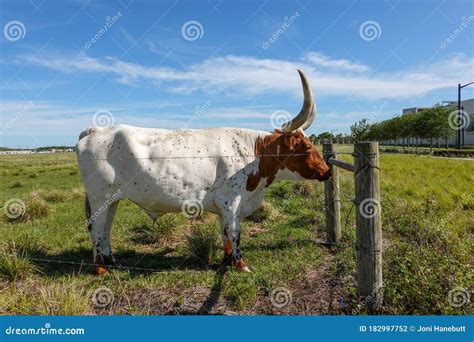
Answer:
282, 69, 315, 132
300, 100, 317, 131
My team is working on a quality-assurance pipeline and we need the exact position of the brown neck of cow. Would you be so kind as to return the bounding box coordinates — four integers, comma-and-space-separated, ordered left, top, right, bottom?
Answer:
246, 131, 286, 192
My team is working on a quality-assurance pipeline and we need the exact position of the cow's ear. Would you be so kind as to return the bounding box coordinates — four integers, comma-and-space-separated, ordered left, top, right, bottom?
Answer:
283, 134, 297, 151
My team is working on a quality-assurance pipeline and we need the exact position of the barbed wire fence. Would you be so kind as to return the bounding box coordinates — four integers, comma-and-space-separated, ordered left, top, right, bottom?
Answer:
322, 142, 383, 311
0, 142, 386, 313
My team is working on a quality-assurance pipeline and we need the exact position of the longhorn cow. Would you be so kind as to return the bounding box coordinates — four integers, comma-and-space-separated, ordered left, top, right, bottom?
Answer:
76, 70, 331, 274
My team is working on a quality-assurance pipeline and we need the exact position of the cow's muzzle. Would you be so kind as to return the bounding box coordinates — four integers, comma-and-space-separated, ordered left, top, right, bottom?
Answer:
320, 169, 332, 181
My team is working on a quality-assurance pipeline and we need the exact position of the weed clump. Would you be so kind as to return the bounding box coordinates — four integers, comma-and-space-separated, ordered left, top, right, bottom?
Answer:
41, 190, 67, 203
0, 242, 40, 281
185, 223, 220, 265
245, 202, 274, 223
11, 181, 24, 188
133, 214, 184, 244
293, 180, 314, 197
4, 193, 51, 223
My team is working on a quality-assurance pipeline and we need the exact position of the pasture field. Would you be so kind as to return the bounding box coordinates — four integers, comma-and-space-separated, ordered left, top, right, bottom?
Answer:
0, 150, 472, 315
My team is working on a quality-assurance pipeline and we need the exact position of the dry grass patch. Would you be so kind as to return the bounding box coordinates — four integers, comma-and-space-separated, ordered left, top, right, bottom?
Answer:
293, 180, 314, 197
40, 189, 68, 203
0, 281, 91, 315
19, 193, 51, 222
0, 242, 41, 281
11, 181, 24, 188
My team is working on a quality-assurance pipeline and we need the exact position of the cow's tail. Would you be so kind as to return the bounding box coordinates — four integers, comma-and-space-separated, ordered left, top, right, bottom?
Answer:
84, 194, 92, 232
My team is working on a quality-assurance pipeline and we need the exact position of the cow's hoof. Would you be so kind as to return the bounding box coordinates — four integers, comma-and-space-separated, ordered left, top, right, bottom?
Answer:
103, 255, 116, 267
235, 259, 251, 272
239, 265, 251, 272
94, 265, 108, 275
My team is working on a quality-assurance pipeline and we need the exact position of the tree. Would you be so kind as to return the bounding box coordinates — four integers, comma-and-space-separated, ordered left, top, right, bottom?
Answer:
350, 119, 371, 142
412, 111, 428, 151
317, 131, 333, 142
468, 116, 474, 133
435, 106, 455, 149
349, 104, 457, 151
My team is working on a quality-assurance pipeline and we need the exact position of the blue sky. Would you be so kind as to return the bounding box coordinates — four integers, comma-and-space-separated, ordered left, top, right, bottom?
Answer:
1, 0, 473, 148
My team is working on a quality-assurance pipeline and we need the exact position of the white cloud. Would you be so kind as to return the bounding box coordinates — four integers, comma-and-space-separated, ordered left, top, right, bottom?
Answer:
303, 52, 369, 73
0, 100, 279, 139
17, 51, 474, 101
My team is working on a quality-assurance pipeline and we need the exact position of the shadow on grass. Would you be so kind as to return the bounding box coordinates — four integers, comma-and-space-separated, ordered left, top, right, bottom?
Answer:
164, 266, 229, 315
29, 244, 230, 314
196, 266, 228, 315
28, 238, 320, 280
28, 246, 209, 277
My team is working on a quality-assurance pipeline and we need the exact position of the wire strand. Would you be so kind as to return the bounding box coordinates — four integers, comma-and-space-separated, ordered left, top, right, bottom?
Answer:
30, 257, 182, 273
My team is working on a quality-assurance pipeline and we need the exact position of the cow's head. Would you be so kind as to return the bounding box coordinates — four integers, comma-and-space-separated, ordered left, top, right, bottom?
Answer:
272, 129, 330, 180
246, 70, 331, 191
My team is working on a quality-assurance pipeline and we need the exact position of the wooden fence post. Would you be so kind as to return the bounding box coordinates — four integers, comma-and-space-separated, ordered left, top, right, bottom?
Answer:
354, 142, 383, 310
323, 143, 341, 243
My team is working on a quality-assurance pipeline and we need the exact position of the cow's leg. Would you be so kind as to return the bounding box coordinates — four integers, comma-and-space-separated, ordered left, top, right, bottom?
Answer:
219, 216, 233, 265
87, 196, 114, 275
90, 216, 108, 275
100, 200, 119, 267
219, 212, 250, 272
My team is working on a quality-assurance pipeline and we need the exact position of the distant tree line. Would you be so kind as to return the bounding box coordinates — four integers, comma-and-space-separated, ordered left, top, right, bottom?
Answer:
0, 145, 75, 152
350, 105, 457, 151
34, 145, 74, 152
310, 132, 354, 145
311, 105, 463, 153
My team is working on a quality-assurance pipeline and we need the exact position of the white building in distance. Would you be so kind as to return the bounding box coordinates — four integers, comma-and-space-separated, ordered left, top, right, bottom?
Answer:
402, 98, 474, 146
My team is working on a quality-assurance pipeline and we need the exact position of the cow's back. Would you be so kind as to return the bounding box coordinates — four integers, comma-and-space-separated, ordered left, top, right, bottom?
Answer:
76, 125, 267, 215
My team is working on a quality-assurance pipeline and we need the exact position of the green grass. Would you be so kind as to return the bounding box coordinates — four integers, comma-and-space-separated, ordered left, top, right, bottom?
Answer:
184, 223, 220, 266
0, 151, 472, 315
0, 242, 41, 281
132, 214, 186, 245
